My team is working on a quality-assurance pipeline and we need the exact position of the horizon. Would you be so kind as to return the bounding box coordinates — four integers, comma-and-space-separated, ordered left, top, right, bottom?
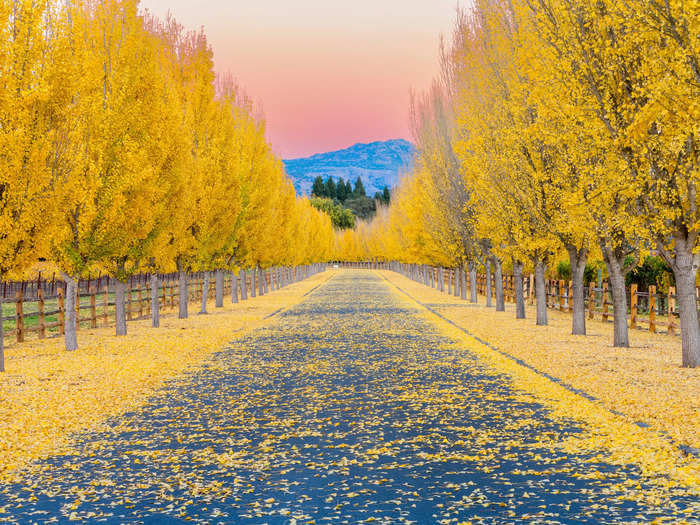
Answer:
283, 137, 413, 161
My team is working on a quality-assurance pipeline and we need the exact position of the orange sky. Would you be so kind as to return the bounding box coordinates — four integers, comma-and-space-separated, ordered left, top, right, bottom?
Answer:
140, 1, 462, 158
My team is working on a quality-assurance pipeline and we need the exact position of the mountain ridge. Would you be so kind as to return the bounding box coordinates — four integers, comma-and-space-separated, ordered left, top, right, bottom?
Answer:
283, 139, 415, 196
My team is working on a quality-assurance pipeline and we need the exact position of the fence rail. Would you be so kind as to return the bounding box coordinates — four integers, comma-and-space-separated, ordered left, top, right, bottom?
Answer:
336, 261, 686, 336
1, 264, 324, 347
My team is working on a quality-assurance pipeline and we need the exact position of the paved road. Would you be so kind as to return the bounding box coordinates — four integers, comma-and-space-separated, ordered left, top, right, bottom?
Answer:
1, 272, 697, 524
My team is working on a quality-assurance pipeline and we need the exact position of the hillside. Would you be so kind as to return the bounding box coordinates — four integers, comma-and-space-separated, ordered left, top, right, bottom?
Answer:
283, 139, 415, 196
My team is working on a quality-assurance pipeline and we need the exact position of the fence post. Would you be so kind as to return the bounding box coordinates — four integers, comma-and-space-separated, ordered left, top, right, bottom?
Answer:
15, 290, 24, 343
138, 285, 143, 318
126, 281, 133, 321
668, 286, 676, 335
75, 284, 80, 332
587, 282, 595, 320
58, 288, 65, 336
556, 280, 563, 311
90, 287, 97, 328
602, 282, 609, 322
103, 285, 109, 326
629, 284, 638, 329
648, 285, 657, 333
37, 288, 46, 339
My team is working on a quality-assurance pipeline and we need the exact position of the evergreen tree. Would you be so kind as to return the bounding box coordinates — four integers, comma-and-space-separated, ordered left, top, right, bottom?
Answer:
336, 178, 347, 201
354, 176, 366, 197
311, 176, 326, 197
345, 180, 353, 196
325, 177, 337, 200
382, 186, 390, 203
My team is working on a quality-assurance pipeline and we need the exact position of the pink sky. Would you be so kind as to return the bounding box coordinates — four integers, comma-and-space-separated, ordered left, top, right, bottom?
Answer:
139, 0, 462, 159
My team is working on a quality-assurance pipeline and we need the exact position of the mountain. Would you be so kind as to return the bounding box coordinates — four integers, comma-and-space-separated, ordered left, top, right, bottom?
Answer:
283, 139, 415, 196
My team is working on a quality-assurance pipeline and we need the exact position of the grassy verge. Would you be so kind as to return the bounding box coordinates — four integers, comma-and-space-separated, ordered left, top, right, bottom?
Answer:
0, 271, 334, 483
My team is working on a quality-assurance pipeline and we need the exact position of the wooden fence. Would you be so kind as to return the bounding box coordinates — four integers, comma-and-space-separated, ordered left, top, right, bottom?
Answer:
337, 261, 685, 336
1, 264, 322, 346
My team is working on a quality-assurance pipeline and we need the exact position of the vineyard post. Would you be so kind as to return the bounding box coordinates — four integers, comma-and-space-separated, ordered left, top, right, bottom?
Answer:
103, 285, 109, 326
649, 285, 657, 333
630, 284, 638, 329
58, 288, 65, 335
588, 282, 595, 320
138, 284, 143, 318
668, 287, 676, 335
602, 282, 609, 322
75, 285, 80, 332
38, 288, 46, 338
90, 287, 97, 328
559, 280, 566, 311
126, 281, 132, 321
15, 290, 24, 343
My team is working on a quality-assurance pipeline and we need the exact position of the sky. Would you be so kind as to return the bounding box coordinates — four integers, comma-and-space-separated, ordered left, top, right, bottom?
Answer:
139, 0, 462, 159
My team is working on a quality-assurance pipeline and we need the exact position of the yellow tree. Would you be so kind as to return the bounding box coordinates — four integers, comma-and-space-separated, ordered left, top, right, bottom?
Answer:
454, 3, 560, 326
149, 22, 218, 319
0, 0, 72, 366
48, 0, 184, 349
522, 0, 699, 364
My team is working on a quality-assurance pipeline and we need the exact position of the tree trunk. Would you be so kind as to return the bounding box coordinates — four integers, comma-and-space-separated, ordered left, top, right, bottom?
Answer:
439, 268, 444, 292
63, 273, 78, 351
566, 244, 588, 335
178, 270, 188, 319
485, 261, 493, 307
659, 235, 700, 367
493, 257, 504, 311
469, 263, 478, 303
461, 267, 467, 300
241, 271, 248, 300
514, 260, 525, 319
151, 274, 160, 328
674, 269, 700, 367
232, 271, 238, 303
258, 267, 265, 296
251, 269, 257, 297
215, 269, 224, 308
200, 271, 210, 314
0, 296, 5, 371
600, 239, 629, 347
114, 279, 127, 336
454, 268, 460, 297
535, 259, 548, 326
263, 269, 269, 294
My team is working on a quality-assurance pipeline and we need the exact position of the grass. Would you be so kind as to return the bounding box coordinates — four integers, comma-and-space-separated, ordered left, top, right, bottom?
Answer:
1, 287, 213, 341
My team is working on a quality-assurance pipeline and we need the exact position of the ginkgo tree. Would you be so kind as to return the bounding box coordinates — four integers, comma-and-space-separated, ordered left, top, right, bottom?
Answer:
0, 0, 72, 366
0, 0, 334, 357
336, 0, 699, 367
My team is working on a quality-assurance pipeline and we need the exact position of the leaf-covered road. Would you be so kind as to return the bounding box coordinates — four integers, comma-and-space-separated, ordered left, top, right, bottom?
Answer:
1, 271, 697, 524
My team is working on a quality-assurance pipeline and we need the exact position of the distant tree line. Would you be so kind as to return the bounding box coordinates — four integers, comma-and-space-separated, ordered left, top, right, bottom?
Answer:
310, 176, 391, 228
